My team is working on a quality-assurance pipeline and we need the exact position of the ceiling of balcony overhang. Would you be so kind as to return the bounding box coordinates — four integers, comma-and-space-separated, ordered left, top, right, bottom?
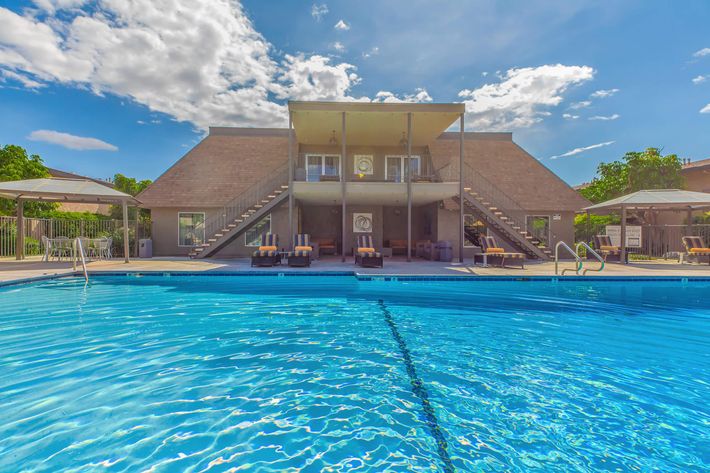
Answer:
289, 101, 463, 147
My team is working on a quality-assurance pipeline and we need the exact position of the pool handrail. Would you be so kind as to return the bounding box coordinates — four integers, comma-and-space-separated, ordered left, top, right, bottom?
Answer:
555, 241, 582, 275
576, 241, 605, 275
72, 237, 89, 284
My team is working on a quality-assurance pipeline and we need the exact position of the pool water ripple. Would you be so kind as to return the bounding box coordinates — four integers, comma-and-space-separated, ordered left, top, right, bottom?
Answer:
0, 276, 708, 472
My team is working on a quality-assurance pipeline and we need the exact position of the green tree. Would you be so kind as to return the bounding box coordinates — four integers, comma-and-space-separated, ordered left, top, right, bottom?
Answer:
0, 144, 57, 216
109, 173, 152, 221
581, 148, 684, 203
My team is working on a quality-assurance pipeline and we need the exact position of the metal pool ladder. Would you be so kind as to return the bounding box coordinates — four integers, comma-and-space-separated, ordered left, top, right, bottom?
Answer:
72, 237, 89, 283
555, 241, 582, 275
576, 241, 605, 275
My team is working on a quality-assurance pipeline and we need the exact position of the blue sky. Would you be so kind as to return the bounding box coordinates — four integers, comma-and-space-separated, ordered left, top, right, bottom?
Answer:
0, 0, 708, 185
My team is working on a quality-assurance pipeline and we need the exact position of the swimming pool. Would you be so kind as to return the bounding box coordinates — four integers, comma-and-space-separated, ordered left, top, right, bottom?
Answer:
1, 275, 708, 472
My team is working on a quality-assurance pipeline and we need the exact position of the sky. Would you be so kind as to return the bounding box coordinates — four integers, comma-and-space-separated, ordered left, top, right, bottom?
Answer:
0, 0, 708, 186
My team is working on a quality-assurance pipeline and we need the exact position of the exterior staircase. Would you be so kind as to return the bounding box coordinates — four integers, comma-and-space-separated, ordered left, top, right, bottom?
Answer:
190, 165, 289, 259
456, 163, 553, 260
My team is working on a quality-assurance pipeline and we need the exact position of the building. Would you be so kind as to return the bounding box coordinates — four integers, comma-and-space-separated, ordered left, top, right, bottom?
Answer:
681, 157, 710, 193
138, 101, 588, 260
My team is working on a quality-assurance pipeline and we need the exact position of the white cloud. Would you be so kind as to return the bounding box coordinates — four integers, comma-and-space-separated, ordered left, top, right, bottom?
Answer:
692, 75, 709, 85
693, 48, 710, 58
334, 20, 349, 31
362, 46, 379, 59
562, 113, 579, 120
549, 141, 615, 160
701, 103, 710, 114
589, 114, 620, 121
458, 64, 595, 130
331, 41, 345, 52
481, 71, 488, 77
373, 88, 432, 103
275, 54, 365, 102
569, 100, 591, 109
0, 69, 45, 88
28, 129, 118, 151
590, 88, 619, 98
311, 3, 328, 21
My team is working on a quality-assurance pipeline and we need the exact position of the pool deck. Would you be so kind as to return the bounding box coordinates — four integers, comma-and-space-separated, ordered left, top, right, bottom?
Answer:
1, 255, 709, 284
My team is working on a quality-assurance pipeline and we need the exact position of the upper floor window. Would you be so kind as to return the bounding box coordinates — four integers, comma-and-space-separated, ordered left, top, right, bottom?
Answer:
178, 212, 205, 246
306, 154, 340, 182
385, 155, 421, 182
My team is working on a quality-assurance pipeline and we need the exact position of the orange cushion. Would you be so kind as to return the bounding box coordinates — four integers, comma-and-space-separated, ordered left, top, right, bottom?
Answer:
600, 245, 619, 251
486, 247, 505, 254
690, 248, 710, 253
259, 245, 278, 251
358, 247, 376, 253
295, 245, 312, 251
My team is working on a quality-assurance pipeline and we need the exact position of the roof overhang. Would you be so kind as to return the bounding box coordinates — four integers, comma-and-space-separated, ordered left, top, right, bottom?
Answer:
288, 101, 464, 146
0, 178, 140, 205
293, 181, 458, 206
583, 189, 710, 212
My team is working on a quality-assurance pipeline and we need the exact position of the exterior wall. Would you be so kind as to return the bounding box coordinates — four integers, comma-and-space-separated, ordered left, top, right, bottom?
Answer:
213, 203, 290, 258
683, 167, 710, 193
150, 206, 221, 256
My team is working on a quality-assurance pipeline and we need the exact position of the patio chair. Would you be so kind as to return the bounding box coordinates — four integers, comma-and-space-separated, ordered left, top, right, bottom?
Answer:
286, 234, 312, 267
473, 235, 525, 268
53, 236, 72, 261
251, 233, 281, 267
354, 235, 383, 268
682, 236, 710, 265
593, 235, 623, 263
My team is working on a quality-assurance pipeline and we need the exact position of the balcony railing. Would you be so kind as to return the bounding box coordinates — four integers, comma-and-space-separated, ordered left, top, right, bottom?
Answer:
294, 153, 445, 183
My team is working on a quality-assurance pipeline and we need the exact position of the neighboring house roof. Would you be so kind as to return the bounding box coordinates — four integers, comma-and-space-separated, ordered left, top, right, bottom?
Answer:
47, 167, 115, 188
138, 128, 289, 208
138, 127, 589, 212
429, 132, 590, 211
681, 157, 710, 172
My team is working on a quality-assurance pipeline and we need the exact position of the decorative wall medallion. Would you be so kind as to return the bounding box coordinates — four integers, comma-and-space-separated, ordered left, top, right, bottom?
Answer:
353, 213, 373, 233
354, 155, 374, 175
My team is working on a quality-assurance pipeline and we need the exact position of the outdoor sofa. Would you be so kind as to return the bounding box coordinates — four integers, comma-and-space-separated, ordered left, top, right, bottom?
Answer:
354, 235, 383, 268
473, 235, 525, 268
251, 233, 281, 267
682, 236, 710, 265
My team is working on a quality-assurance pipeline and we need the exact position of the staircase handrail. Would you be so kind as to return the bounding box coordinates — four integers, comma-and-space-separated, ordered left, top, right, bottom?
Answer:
200, 163, 290, 243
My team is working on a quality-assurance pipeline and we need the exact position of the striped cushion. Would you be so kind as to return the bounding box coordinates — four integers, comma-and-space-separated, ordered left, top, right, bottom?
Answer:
357, 235, 374, 249
286, 250, 311, 257
480, 236, 497, 251
358, 251, 381, 258
295, 245, 312, 251
486, 247, 505, 253
253, 250, 279, 257
293, 234, 310, 248
595, 235, 614, 248
683, 236, 705, 251
261, 233, 278, 247
689, 248, 710, 254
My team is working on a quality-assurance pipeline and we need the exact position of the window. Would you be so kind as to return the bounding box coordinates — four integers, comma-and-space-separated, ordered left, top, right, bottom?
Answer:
385, 155, 421, 182
178, 212, 205, 246
464, 214, 487, 247
526, 215, 550, 246
245, 214, 271, 246
306, 154, 340, 182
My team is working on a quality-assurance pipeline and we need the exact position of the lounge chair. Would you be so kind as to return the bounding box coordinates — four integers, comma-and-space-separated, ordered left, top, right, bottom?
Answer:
473, 235, 525, 268
593, 235, 624, 263
251, 233, 282, 267
354, 235, 383, 268
286, 234, 312, 267
682, 236, 710, 265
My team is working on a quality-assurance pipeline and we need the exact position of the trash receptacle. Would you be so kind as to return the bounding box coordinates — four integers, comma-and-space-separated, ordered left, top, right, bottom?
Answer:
139, 239, 152, 258
436, 240, 453, 262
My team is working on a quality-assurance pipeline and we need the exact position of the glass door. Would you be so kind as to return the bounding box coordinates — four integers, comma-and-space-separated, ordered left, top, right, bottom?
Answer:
386, 156, 421, 182
306, 155, 340, 181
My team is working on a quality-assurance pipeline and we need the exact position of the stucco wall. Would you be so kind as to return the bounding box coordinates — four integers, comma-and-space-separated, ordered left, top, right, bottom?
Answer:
150, 207, 221, 256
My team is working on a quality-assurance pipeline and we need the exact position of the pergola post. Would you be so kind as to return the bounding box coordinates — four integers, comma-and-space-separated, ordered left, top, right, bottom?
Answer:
686, 206, 693, 233
458, 113, 465, 263
586, 210, 591, 243
341, 111, 347, 262
288, 111, 294, 247
620, 205, 627, 264
406, 112, 412, 262
122, 200, 130, 263
15, 198, 24, 261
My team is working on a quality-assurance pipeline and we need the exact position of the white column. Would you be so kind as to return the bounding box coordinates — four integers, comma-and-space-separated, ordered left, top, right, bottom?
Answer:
15, 198, 24, 261
123, 200, 130, 263
459, 113, 465, 263
341, 111, 347, 262
288, 111, 294, 247
406, 112, 412, 262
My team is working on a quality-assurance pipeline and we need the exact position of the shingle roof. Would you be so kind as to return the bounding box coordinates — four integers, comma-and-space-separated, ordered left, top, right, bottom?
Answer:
681, 157, 710, 171
137, 128, 289, 207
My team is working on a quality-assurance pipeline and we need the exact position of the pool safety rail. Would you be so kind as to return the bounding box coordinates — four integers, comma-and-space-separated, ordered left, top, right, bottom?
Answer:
555, 241, 605, 276
72, 238, 89, 284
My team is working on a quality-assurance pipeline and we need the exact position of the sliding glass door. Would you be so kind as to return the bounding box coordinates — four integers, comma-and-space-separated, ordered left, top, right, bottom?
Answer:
385, 155, 420, 182
306, 155, 340, 182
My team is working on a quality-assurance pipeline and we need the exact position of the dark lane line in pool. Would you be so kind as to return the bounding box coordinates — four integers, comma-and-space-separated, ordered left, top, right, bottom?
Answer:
377, 299, 455, 473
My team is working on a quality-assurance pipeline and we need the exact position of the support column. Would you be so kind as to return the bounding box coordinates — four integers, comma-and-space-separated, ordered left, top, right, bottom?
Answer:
586, 210, 591, 243
687, 206, 693, 233
288, 111, 294, 247
458, 113, 465, 263
406, 112, 412, 262
341, 111, 347, 262
123, 200, 130, 263
15, 198, 24, 261
620, 205, 627, 264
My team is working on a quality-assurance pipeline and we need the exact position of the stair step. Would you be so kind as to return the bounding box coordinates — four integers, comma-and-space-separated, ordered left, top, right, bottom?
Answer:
227, 224, 237, 228
280, 185, 289, 189
254, 204, 263, 208
208, 238, 217, 243
463, 187, 472, 191
214, 233, 224, 237
267, 195, 276, 198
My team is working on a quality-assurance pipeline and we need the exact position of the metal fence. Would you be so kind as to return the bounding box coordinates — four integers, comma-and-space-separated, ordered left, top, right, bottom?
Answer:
0, 216, 148, 258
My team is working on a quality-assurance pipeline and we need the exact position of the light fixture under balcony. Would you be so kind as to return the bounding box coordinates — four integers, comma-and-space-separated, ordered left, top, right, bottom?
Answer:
328, 130, 337, 145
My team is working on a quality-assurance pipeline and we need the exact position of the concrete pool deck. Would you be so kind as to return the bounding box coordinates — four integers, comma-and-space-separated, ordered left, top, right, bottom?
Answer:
2, 255, 710, 284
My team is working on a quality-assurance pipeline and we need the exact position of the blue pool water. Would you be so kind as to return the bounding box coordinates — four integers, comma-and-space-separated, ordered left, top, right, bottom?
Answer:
0, 275, 708, 472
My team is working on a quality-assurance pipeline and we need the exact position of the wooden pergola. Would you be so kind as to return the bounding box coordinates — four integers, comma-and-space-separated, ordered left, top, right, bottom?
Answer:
584, 189, 710, 263
0, 178, 140, 262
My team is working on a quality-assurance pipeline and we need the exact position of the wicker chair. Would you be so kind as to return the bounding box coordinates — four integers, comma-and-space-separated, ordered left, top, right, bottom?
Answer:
251, 233, 281, 267
354, 235, 383, 268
